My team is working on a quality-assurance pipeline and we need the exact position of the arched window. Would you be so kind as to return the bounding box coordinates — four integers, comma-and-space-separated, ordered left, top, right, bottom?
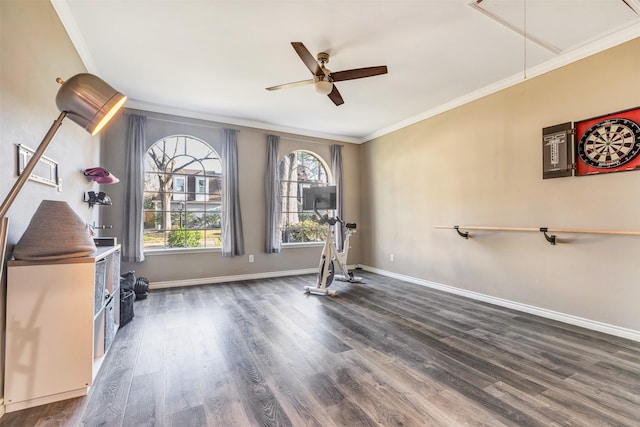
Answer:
278, 150, 331, 244
143, 135, 223, 249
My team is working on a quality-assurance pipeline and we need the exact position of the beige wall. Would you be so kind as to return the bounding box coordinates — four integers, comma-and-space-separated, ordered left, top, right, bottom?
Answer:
361, 38, 640, 332
1, 0, 100, 400
99, 110, 361, 283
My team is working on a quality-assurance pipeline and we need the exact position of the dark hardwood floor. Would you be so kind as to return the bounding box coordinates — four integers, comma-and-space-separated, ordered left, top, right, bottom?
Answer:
2, 271, 639, 426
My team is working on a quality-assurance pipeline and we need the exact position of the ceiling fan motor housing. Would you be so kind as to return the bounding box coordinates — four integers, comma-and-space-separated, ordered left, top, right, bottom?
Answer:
317, 52, 330, 64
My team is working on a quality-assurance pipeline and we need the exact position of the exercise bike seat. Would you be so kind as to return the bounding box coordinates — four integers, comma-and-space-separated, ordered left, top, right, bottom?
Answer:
345, 223, 357, 229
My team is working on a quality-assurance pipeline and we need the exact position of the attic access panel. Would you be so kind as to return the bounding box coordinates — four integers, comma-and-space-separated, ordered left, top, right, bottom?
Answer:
471, 0, 639, 53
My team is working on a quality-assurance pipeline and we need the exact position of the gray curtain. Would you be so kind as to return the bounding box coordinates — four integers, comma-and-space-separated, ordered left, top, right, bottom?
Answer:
265, 135, 281, 253
331, 144, 344, 250
123, 114, 146, 262
221, 128, 245, 257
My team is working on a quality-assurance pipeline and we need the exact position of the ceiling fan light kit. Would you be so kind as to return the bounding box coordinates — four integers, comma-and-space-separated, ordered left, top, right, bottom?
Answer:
314, 79, 333, 95
266, 41, 388, 106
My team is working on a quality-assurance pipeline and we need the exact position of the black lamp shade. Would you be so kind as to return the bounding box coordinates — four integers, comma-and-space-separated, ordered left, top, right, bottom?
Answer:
55, 73, 126, 135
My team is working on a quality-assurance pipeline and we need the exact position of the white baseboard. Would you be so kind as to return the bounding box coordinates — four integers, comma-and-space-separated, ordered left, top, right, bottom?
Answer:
149, 268, 318, 289
361, 265, 640, 343
150, 264, 361, 289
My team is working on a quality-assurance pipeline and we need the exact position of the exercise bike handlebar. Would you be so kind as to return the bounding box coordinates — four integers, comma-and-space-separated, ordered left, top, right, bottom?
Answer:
312, 200, 356, 229
312, 199, 339, 225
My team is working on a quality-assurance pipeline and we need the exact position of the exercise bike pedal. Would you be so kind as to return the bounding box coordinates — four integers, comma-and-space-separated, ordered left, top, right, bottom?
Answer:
304, 286, 337, 296
334, 273, 363, 283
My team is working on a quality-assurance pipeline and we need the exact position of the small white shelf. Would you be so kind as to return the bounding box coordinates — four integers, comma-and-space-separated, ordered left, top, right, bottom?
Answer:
4, 245, 121, 412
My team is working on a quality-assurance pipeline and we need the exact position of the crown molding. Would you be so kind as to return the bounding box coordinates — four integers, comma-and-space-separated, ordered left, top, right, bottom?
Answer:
363, 25, 640, 142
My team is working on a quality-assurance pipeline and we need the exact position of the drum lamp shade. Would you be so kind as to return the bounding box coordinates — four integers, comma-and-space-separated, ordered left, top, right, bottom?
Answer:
56, 73, 127, 136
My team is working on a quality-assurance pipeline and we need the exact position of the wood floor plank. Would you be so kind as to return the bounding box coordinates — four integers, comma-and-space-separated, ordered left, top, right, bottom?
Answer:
214, 307, 294, 427
220, 296, 334, 426
330, 353, 447, 426
537, 387, 638, 426
168, 404, 206, 427
331, 293, 549, 397
80, 307, 144, 426
2, 270, 639, 426
559, 375, 640, 424
483, 381, 576, 426
123, 372, 164, 427
428, 389, 512, 427
33, 398, 86, 427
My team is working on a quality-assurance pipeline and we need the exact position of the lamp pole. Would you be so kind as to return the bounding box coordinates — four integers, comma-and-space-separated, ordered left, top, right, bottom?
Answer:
0, 73, 125, 288
0, 111, 67, 218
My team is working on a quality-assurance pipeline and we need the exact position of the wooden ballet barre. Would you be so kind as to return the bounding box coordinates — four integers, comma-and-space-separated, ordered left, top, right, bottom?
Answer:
433, 225, 640, 245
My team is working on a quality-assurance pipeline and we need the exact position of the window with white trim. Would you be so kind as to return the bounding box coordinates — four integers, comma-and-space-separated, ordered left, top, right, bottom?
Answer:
278, 150, 331, 244
143, 135, 223, 249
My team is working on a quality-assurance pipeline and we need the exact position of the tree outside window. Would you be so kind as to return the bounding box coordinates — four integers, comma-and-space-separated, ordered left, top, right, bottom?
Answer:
143, 135, 223, 249
279, 150, 331, 244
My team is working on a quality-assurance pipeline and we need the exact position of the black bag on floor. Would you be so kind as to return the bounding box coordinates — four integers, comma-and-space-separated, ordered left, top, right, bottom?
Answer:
120, 271, 136, 292
120, 288, 135, 327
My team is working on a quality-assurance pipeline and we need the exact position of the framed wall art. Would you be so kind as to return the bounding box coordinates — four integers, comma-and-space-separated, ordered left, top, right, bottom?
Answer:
574, 107, 640, 176
17, 144, 61, 190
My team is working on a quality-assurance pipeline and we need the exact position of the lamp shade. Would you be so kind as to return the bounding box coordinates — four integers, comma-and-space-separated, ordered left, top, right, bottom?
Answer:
56, 73, 127, 135
13, 200, 96, 261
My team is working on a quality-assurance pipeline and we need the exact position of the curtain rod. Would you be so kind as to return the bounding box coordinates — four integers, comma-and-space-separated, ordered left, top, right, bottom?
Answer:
123, 110, 239, 131
268, 133, 343, 147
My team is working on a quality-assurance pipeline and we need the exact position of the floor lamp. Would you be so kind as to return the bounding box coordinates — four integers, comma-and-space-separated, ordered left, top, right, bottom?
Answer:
0, 73, 126, 284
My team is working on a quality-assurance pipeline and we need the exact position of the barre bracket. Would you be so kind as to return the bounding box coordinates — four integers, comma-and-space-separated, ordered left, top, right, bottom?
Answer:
540, 227, 556, 245
454, 225, 469, 239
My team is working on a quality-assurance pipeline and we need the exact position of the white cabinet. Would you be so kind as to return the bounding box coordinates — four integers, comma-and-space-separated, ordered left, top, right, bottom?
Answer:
4, 245, 121, 412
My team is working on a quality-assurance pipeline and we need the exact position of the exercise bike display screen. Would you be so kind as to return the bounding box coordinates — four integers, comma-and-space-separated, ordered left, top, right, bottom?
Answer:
302, 186, 336, 210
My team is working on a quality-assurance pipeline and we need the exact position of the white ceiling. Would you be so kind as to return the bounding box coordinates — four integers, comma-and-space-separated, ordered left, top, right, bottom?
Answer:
52, 0, 640, 143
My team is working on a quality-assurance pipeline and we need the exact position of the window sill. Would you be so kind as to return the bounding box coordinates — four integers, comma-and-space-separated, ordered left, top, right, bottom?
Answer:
143, 243, 323, 256
281, 242, 324, 249
144, 247, 221, 256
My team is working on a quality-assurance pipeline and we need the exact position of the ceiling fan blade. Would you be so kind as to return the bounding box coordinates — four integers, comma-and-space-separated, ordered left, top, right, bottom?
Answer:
291, 42, 324, 77
330, 66, 388, 82
328, 85, 344, 106
266, 79, 314, 91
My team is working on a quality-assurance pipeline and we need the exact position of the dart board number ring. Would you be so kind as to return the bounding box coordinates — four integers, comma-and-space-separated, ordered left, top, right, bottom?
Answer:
577, 118, 640, 169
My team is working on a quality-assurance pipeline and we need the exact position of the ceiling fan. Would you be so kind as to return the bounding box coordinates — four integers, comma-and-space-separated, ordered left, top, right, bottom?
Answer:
266, 42, 388, 106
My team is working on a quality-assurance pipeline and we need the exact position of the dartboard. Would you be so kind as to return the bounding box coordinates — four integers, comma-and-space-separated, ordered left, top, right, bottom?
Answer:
577, 118, 640, 169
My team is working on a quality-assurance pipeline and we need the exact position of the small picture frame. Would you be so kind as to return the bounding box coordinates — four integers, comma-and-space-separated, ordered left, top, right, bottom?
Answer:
17, 144, 61, 190
542, 122, 573, 179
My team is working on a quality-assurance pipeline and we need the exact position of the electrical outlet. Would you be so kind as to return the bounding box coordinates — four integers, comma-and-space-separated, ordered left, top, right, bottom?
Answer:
390, 253, 394, 262
249, 254, 254, 263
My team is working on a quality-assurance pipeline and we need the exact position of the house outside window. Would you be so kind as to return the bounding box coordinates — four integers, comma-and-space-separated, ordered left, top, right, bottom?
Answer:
279, 150, 331, 244
143, 135, 223, 249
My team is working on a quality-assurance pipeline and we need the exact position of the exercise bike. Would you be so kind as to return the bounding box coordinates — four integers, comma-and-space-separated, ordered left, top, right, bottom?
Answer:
302, 187, 362, 296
